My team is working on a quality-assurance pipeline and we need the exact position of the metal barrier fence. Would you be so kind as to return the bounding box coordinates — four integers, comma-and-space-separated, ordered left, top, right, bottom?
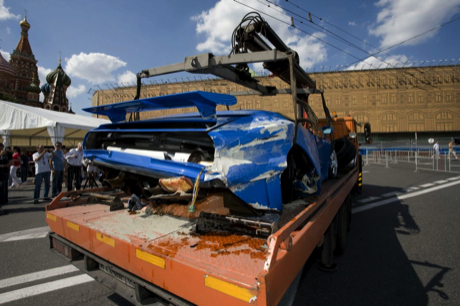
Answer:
363, 149, 460, 173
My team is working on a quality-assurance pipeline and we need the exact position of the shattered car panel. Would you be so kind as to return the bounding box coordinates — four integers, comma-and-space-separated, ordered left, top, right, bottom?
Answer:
83, 91, 332, 212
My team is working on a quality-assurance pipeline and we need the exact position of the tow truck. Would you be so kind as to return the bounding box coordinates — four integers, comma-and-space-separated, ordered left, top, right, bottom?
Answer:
46, 12, 362, 305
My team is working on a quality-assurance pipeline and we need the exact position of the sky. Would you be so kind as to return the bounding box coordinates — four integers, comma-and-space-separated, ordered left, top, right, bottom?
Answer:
0, 0, 459, 116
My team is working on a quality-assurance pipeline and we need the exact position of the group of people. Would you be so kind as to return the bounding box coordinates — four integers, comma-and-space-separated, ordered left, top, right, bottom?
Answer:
433, 140, 458, 159
0, 142, 99, 206
33, 142, 88, 204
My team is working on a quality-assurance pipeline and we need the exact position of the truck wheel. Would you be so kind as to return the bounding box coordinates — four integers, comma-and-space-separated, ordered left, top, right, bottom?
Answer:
335, 195, 350, 255
329, 150, 338, 179
334, 137, 357, 168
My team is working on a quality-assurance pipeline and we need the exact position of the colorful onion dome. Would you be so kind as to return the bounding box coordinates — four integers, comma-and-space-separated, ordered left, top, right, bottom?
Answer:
20, 16, 30, 29
46, 59, 71, 87
41, 83, 50, 95
0, 52, 15, 78
26, 78, 41, 94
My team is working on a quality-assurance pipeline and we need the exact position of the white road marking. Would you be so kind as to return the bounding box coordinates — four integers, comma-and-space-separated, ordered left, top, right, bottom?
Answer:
381, 191, 403, 197
353, 179, 460, 214
0, 265, 79, 289
433, 180, 449, 184
402, 187, 420, 192
419, 183, 435, 188
0, 226, 49, 243
0, 274, 94, 304
447, 176, 460, 181
357, 197, 381, 203
362, 170, 369, 173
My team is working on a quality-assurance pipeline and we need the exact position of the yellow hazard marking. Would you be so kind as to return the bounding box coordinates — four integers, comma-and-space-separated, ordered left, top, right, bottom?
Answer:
67, 221, 80, 232
359, 173, 362, 177
358, 177, 362, 181
96, 232, 115, 247
47, 213, 56, 221
136, 249, 165, 269
358, 183, 362, 186
205, 275, 256, 303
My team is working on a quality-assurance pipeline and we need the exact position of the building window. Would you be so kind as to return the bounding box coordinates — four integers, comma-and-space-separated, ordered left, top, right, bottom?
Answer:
408, 94, 414, 103
446, 93, 452, 102
352, 97, 357, 105
354, 114, 369, 123
418, 95, 424, 103
383, 113, 397, 121
408, 112, 425, 121
390, 95, 396, 104
335, 97, 341, 105
363, 96, 367, 104
381, 95, 387, 104
436, 112, 453, 120
435, 94, 442, 102
383, 124, 398, 132
408, 123, 425, 131
436, 123, 453, 131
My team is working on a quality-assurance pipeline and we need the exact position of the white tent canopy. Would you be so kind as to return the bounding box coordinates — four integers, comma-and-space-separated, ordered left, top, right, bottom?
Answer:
0, 100, 110, 148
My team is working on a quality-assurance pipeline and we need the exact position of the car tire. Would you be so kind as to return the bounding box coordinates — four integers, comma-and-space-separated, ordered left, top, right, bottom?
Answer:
334, 137, 357, 168
329, 150, 338, 179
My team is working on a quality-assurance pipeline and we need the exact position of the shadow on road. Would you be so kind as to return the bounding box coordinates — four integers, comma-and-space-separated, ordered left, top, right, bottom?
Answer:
293, 184, 452, 306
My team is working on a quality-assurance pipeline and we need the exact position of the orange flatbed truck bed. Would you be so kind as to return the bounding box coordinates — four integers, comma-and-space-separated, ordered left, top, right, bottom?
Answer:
46, 168, 357, 306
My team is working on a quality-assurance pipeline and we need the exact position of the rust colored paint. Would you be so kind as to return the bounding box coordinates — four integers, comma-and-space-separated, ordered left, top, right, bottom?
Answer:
144, 195, 229, 219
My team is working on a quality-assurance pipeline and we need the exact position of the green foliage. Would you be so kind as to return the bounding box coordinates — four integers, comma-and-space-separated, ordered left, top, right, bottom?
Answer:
0, 92, 18, 102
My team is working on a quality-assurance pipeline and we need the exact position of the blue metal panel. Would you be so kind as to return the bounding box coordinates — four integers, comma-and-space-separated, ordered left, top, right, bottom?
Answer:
83, 91, 237, 123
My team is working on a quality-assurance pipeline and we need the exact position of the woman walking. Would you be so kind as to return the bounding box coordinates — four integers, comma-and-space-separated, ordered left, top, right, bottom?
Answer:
9, 147, 21, 188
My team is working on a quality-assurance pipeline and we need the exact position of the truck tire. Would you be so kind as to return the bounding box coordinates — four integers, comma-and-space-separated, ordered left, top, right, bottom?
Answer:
335, 194, 351, 255
334, 137, 357, 169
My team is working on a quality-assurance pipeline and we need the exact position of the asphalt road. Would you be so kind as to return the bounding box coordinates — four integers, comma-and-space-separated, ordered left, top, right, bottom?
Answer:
0, 162, 459, 306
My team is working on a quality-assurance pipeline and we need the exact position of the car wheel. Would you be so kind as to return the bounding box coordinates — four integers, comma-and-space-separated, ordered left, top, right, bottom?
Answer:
329, 150, 338, 179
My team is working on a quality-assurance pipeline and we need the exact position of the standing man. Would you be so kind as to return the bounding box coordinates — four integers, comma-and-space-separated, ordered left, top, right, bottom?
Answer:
433, 141, 440, 159
448, 140, 458, 159
0, 143, 13, 206
49, 142, 65, 197
66, 143, 83, 191
33, 145, 53, 204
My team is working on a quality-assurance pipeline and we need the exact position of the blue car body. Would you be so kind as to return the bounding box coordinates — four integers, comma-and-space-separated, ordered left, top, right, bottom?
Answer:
83, 91, 332, 212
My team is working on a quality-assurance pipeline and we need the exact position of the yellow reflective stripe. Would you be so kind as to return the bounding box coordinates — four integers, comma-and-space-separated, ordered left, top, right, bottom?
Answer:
359, 173, 362, 177
358, 183, 362, 186
205, 275, 256, 303
136, 249, 165, 269
67, 221, 80, 232
47, 213, 56, 222
96, 232, 115, 247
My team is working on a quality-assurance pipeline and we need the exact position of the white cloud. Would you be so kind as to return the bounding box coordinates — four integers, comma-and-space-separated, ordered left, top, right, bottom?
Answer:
348, 21, 356, 26
37, 66, 52, 86
346, 54, 409, 70
117, 70, 136, 85
192, 0, 327, 70
67, 84, 86, 98
370, 0, 460, 49
0, 49, 10, 61
0, 0, 19, 20
65, 52, 127, 84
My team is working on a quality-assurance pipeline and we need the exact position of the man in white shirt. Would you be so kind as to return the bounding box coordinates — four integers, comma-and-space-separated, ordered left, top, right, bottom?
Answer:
33, 144, 53, 204
66, 143, 83, 191
433, 141, 440, 159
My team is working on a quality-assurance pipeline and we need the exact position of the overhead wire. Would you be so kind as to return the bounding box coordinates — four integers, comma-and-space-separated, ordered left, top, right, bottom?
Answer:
283, 0, 460, 85
257, 0, 445, 90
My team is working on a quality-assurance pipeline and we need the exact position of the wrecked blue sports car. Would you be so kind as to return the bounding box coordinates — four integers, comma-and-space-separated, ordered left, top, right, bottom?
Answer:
83, 91, 336, 212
